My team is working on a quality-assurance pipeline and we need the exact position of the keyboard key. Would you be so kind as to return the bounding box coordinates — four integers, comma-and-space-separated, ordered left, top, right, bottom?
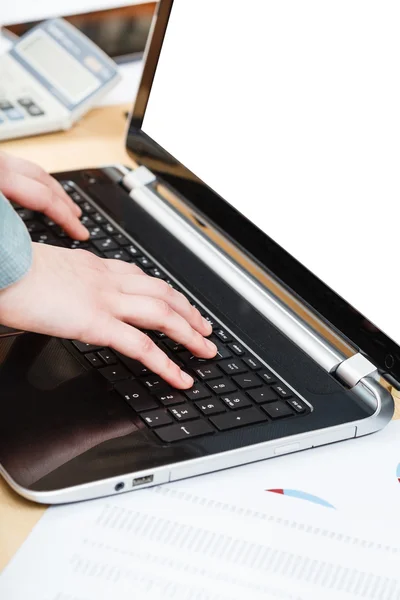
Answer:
157, 391, 186, 406
0, 99, 14, 110
218, 359, 247, 375
92, 212, 106, 224
248, 387, 279, 404
137, 256, 154, 268
16, 209, 35, 221
184, 383, 211, 401
104, 223, 117, 235
210, 407, 267, 431
207, 378, 237, 395
214, 328, 232, 343
64, 239, 89, 249
180, 352, 209, 369
115, 380, 158, 412
142, 376, 169, 393
4, 108, 24, 121
272, 384, 293, 399
149, 267, 167, 279
142, 410, 173, 428
32, 235, 62, 248
17, 96, 34, 107
104, 249, 130, 261
258, 369, 277, 384
42, 216, 56, 227
194, 365, 221, 380
195, 398, 226, 416
71, 191, 84, 204
61, 182, 73, 193
169, 404, 199, 421
243, 356, 262, 370
154, 420, 214, 443
287, 398, 307, 414
261, 401, 294, 419
94, 238, 119, 252
54, 226, 67, 238
232, 374, 262, 389
163, 339, 185, 353
228, 342, 245, 356
26, 103, 44, 117
72, 341, 103, 353
126, 244, 142, 257
85, 352, 103, 367
97, 349, 117, 365
80, 215, 94, 227
25, 221, 46, 233
203, 314, 217, 328
82, 201, 95, 213
212, 343, 232, 360
117, 354, 151, 377
153, 331, 167, 339
88, 227, 107, 240
114, 233, 130, 246
99, 365, 130, 382
221, 392, 252, 410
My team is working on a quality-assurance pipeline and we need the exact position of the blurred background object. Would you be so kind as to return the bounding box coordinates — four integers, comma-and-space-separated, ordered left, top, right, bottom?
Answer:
0, 2, 157, 107
2, 2, 156, 63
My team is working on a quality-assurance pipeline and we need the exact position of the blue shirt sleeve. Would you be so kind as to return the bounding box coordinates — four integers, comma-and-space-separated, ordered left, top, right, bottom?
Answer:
0, 192, 33, 290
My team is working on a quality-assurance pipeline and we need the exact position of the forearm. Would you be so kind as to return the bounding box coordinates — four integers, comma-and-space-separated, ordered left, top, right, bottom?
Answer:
0, 192, 32, 290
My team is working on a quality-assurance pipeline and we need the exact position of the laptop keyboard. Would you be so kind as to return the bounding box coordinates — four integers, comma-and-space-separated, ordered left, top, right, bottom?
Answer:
16, 181, 312, 443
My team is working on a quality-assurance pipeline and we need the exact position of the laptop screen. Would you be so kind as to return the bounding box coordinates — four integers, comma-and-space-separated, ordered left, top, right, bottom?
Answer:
141, 0, 400, 347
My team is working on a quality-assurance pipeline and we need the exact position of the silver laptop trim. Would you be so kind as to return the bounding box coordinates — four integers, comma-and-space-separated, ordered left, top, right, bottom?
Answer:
122, 166, 378, 386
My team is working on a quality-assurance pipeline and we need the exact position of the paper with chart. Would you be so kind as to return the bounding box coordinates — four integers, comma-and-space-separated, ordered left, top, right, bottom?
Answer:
1, 421, 400, 600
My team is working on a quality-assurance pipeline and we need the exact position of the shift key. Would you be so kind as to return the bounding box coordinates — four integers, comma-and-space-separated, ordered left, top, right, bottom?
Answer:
114, 380, 158, 412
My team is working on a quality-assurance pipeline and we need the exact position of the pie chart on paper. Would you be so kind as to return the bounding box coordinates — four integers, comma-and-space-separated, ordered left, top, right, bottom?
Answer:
266, 489, 335, 509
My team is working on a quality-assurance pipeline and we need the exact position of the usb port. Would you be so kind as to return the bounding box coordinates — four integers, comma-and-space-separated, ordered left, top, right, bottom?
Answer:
132, 475, 154, 487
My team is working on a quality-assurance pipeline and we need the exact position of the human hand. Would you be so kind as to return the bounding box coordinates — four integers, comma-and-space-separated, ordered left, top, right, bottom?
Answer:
0, 243, 217, 388
0, 151, 88, 240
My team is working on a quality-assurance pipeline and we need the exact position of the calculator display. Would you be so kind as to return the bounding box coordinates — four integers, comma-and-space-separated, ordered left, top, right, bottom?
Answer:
16, 30, 99, 104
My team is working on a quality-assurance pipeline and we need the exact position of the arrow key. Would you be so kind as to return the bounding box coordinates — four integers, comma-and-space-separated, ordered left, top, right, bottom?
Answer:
210, 407, 267, 431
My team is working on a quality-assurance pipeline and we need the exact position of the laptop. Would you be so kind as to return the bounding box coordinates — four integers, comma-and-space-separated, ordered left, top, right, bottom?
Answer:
0, 0, 398, 504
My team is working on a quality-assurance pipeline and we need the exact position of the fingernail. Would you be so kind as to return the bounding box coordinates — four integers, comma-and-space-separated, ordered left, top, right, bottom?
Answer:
205, 339, 217, 353
81, 226, 90, 239
181, 371, 194, 386
202, 317, 212, 330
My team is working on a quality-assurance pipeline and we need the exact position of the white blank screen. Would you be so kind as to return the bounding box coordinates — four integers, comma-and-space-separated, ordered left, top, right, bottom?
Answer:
143, 0, 400, 345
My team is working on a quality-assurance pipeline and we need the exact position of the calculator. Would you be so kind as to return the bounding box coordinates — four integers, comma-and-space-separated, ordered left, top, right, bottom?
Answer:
0, 18, 121, 141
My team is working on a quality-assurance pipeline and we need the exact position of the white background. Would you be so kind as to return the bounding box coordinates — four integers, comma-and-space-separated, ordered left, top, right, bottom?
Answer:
143, 0, 400, 346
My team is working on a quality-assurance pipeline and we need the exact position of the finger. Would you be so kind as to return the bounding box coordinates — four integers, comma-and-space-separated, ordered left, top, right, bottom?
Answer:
103, 259, 146, 276
108, 320, 194, 388
115, 295, 217, 358
0, 171, 88, 240
0, 152, 81, 217
115, 274, 212, 336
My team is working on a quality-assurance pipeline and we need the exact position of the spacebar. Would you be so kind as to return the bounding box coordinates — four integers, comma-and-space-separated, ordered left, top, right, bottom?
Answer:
154, 420, 214, 443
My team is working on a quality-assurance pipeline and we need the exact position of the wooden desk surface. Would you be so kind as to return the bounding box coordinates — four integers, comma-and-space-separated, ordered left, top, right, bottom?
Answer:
0, 103, 136, 571
0, 103, 399, 572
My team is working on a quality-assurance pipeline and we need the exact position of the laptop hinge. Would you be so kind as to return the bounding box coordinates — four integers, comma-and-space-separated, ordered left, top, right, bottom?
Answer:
122, 166, 156, 189
120, 166, 380, 389
335, 353, 378, 387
